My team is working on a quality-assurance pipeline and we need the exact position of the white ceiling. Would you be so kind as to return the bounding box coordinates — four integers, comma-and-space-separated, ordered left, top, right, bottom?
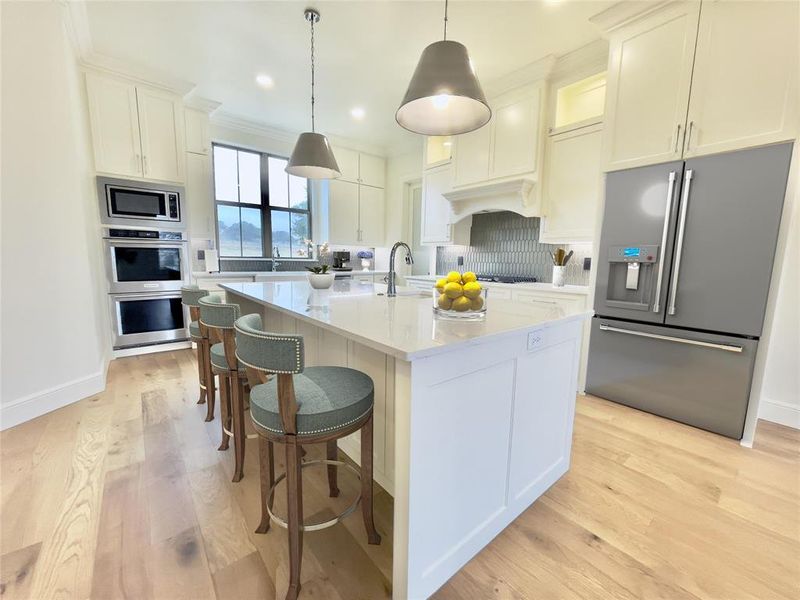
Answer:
85, 1, 615, 154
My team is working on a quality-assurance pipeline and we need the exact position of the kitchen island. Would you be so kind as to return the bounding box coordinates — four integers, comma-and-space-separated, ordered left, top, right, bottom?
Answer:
222, 279, 591, 599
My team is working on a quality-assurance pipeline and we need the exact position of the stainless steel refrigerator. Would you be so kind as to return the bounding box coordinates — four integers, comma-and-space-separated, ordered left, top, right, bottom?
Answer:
586, 143, 793, 439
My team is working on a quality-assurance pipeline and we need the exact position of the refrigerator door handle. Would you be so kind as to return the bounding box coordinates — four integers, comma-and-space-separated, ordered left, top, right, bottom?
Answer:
652, 171, 676, 313
598, 324, 743, 353
668, 169, 693, 315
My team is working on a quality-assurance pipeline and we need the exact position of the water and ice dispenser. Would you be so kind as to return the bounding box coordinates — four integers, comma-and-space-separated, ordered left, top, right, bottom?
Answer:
603, 245, 659, 311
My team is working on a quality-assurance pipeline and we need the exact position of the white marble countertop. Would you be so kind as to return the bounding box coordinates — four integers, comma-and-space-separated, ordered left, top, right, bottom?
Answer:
222, 280, 592, 361
404, 275, 590, 295
193, 269, 388, 279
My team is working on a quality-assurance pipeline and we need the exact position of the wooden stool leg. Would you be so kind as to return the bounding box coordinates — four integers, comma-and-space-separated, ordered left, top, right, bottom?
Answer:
285, 437, 304, 600
196, 341, 207, 405
255, 437, 275, 534
204, 350, 216, 422
326, 440, 340, 498
230, 374, 246, 482
218, 373, 231, 451
361, 414, 381, 545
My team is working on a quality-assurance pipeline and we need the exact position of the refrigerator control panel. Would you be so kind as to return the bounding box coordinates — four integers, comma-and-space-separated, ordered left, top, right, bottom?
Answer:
608, 245, 658, 263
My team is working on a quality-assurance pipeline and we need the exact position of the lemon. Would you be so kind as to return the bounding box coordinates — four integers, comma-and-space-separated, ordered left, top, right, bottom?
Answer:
463, 281, 482, 299
462, 271, 477, 284
435, 278, 447, 292
470, 296, 484, 311
444, 281, 463, 299
446, 271, 461, 283
437, 294, 453, 310
452, 296, 472, 312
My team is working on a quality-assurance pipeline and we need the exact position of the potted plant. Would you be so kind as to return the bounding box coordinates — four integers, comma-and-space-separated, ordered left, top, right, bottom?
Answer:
306, 264, 335, 289
357, 249, 374, 270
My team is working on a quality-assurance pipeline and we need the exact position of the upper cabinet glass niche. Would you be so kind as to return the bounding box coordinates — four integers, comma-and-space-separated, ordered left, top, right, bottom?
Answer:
552, 72, 607, 134
424, 135, 453, 169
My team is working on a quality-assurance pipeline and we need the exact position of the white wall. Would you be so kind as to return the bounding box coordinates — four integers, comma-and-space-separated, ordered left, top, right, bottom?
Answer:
757, 155, 800, 429
1, 1, 110, 428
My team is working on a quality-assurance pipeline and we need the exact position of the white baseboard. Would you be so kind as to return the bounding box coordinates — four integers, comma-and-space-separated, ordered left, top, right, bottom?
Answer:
758, 397, 800, 429
0, 361, 109, 431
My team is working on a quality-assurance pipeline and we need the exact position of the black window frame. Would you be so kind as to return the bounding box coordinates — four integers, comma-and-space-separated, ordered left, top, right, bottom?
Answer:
212, 142, 313, 259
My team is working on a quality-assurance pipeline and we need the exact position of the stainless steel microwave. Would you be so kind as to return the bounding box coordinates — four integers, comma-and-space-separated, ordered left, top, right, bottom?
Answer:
97, 176, 185, 228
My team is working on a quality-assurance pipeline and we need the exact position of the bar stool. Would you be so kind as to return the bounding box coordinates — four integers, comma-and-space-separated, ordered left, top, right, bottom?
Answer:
181, 285, 215, 422
234, 313, 381, 600
198, 293, 251, 482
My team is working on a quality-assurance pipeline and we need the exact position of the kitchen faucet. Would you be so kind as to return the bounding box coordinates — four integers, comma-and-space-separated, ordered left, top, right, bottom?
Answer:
272, 247, 282, 272
386, 241, 414, 297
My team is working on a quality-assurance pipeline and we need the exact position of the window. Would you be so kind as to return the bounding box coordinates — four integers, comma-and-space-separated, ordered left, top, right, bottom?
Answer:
212, 144, 312, 258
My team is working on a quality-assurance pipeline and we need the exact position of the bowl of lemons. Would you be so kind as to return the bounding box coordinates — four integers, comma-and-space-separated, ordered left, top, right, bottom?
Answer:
433, 271, 487, 319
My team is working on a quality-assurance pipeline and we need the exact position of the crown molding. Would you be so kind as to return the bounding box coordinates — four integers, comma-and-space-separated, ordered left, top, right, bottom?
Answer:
183, 94, 222, 115
484, 54, 557, 97
550, 39, 609, 81
59, 0, 93, 59
80, 53, 196, 96
589, 0, 673, 35
211, 111, 298, 144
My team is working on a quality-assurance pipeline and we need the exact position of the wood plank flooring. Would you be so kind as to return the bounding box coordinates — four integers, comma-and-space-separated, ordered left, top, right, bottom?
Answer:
1, 349, 798, 599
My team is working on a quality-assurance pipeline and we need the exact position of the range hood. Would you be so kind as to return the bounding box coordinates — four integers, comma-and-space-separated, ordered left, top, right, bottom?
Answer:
443, 178, 541, 221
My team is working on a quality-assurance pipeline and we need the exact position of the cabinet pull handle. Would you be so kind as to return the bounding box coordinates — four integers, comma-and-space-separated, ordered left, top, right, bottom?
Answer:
668, 169, 693, 315
135, 153, 142, 172
685, 121, 694, 152
143, 155, 148, 174
599, 324, 742, 353
653, 171, 676, 313
673, 124, 681, 153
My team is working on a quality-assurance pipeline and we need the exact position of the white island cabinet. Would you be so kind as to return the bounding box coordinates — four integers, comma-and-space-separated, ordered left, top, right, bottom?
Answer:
222, 280, 590, 599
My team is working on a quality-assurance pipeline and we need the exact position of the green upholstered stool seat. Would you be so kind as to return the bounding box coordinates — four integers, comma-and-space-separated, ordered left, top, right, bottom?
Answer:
210, 342, 246, 370
249, 366, 374, 436
189, 320, 201, 339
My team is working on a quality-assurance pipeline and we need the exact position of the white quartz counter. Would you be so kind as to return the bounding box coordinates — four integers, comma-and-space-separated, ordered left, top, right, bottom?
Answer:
221, 279, 591, 362
193, 269, 388, 279
404, 274, 590, 295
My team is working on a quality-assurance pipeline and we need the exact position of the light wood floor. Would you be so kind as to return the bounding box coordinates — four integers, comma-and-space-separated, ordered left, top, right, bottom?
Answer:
1, 350, 798, 599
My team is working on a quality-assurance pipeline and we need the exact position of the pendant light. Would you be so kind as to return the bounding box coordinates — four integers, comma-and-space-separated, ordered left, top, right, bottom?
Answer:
286, 8, 341, 179
396, 0, 490, 136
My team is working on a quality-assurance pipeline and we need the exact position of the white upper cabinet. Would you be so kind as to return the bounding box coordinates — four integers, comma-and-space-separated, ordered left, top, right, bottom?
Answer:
602, 1, 699, 171
85, 71, 186, 183
452, 81, 545, 188
540, 123, 603, 244
359, 153, 386, 188
684, 0, 798, 158
136, 87, 185, 183
328, 180, 360, 245
85, 72, 143, 178
333, 146, 360, 183
452, 125, 491, 187
358, 185, 385, 246
489, 85, 542, 180
421, 164, 471, 246
184, 108, 211, 155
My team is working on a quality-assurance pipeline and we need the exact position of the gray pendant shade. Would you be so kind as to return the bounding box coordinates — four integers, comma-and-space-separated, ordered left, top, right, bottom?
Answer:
286, 132, 341, 179
396, 40, 491, 136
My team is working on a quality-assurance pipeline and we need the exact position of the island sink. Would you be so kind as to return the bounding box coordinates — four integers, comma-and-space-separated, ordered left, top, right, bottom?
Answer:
222, 280, 591, 598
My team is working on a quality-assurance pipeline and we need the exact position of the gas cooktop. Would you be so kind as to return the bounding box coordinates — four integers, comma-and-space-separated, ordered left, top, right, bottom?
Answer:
475, 275, 538, 284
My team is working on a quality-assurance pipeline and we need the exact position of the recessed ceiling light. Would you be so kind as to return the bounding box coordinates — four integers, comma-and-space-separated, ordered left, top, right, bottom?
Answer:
351, 107, 366, 120
255, 74, 274, 89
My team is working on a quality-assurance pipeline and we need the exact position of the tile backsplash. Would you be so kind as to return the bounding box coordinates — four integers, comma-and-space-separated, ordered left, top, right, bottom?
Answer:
436, 212, 592, 285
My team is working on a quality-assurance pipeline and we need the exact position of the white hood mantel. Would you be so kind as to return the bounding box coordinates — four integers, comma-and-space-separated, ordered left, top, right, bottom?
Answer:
443, 178, 541, 220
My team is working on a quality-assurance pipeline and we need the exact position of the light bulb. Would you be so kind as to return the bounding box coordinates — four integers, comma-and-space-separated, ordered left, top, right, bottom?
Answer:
432, 94, 451, 110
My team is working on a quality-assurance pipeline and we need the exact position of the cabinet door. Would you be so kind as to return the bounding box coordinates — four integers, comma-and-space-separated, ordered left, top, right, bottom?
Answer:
359, 153, 386, 188
185, 153, 213, 239
137, 86, 185, 182
421, 164, 454, 244
328, 179, 360, 245
489, 85, 542, 180
684, 0, 798, 158
332, 146, 360, 183
540, 124, 603, 244
358, 185, 385, 246
85, 72, 142, 178
453, 125, 490, 187
184, 108, 210, 155
603, 1, 700, 171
